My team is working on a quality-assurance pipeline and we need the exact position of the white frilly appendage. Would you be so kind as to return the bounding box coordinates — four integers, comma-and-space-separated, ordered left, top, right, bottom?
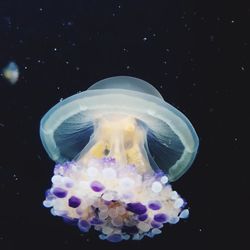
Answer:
43, 157, 189, 242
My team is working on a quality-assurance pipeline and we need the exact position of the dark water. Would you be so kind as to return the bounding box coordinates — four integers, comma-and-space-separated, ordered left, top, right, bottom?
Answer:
0, 0, 246, 249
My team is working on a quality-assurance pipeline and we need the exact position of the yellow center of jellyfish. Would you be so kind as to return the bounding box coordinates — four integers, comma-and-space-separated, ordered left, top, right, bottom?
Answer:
78, 115, 153, 174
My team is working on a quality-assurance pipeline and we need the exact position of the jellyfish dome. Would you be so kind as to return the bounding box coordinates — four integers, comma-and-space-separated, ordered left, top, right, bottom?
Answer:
40, 76, 199, 242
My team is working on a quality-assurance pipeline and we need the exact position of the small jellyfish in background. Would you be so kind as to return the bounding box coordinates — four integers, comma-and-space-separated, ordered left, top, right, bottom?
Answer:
40, 76, 199, 242
1, 61, 19, 84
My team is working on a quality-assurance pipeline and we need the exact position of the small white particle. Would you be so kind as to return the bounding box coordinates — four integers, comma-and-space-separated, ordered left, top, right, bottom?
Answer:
99, 234, 107, 240
143, 37, 147, 41
120, 177, 135, 190
171, 191, 178, 200
179, 209, 189, 219
133, 234, 140, 240
168, 217, 180, 224
50, 208, 56, 216
102, 192, 114, 201
43, 200, 53, 208
102, 168, 117, 179
78, 181, 88, 190
174, 198, 184, 208
151, 181, 163, 193
87, 167, 98, 178
51, 175, 62, 184
123, 234, 130, 240
138, 222, 150, 232
152, 228, 161, 235
160, 176, 168, 184
102, 226, 113, 234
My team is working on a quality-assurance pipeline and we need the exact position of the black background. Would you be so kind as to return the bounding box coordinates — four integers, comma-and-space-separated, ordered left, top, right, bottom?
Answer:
0, 0, 247, 249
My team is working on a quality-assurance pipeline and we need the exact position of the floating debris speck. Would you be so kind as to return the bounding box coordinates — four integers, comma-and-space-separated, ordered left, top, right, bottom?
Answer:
2, 62, 19, 84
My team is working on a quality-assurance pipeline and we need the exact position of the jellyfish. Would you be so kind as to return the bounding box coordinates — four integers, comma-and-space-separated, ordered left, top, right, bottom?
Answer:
40, 76, 199, 242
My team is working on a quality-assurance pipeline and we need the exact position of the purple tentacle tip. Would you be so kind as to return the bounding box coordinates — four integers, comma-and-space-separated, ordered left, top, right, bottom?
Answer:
154, 213, 168, 223
52, 187, 67, 198
126, 202, 147, 215
107, 234, 122, 243
78, 220, 90, 232
138, 214, 148, 221
151, 221, 162, 228
90, 181, 105, 192
63, 217, 78, 225
90, 217, 103, 225
68, 196, 81, 208
102, 157, 116, 164
148, 201, 161, 210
